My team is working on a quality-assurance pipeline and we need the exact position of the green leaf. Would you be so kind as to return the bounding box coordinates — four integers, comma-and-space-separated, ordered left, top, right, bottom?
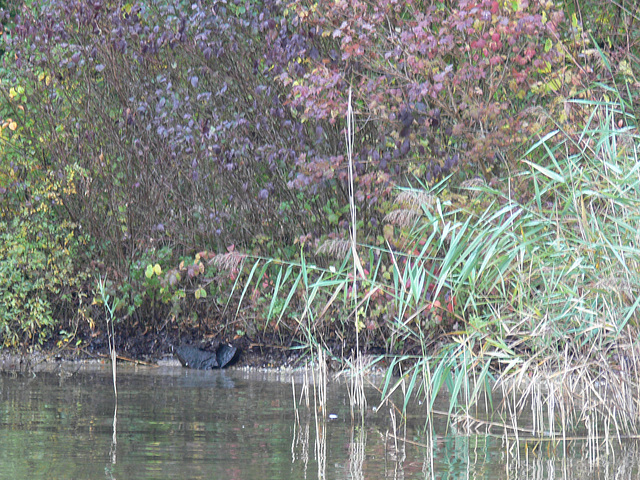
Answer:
544, 38, 552, 53
522, 159, 565, 183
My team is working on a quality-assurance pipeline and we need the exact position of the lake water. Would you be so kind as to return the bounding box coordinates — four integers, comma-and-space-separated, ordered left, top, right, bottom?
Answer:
1, 364, 638, 479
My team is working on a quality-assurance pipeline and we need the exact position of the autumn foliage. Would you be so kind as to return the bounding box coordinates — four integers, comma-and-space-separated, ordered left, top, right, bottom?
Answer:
0, 0, 630, 347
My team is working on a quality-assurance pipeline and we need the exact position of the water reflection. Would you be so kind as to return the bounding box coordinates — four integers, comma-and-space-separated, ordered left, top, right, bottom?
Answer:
0, 366, 639, 479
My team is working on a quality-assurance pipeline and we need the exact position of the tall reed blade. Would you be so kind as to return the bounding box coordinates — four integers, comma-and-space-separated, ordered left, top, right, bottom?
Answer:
96, 275, 118, 400
345, 88, 366, 293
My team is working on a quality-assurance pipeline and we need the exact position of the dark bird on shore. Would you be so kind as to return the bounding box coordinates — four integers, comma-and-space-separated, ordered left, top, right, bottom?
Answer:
173, 344, 239, 369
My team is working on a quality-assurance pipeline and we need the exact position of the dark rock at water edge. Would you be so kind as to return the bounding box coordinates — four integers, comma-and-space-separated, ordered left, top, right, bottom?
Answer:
174, 344, 239, 369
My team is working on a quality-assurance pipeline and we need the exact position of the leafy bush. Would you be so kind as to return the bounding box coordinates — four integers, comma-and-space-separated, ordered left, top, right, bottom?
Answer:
0, 61, 90, 346
2, 1, 312, 270
278, 1, 574, 179
0, 0, 317, 329
0, 0, 636, 350
3, 1, 595, 265
0, 214, 89, 347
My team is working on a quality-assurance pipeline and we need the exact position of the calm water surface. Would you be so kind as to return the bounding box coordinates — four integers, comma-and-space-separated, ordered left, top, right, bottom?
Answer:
1, 365, 638, 479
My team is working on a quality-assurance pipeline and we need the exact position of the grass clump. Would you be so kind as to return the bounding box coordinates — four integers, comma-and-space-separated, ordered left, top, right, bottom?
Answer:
376, 83, 640, 438
215, 77, 640, 439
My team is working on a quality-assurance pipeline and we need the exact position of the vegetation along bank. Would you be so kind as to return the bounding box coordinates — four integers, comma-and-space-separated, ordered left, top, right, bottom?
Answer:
1, 0, 639, 437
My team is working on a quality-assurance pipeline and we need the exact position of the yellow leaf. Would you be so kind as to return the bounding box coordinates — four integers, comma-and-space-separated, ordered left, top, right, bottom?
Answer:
9, 121, 17, 131
619, 60, 633, 77
537, 61, 552, 74
153, 264, 162, 275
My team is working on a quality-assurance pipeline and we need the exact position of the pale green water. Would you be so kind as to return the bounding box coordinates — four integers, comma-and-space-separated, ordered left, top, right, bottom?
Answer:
0, 365, 638, 479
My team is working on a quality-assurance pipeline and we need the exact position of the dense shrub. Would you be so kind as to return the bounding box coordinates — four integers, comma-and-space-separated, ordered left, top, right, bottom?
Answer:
275, 0, 592, 184
0, 214, 89, 346
0, 116, 89, 346
3, 1, 313, 261
4, 1, 592, 261
1, 0, 318, 329
1, 0, 628, 346
0, 41, 90, 346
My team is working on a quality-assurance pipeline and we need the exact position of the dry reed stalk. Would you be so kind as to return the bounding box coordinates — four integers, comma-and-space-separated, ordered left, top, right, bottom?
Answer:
291, 417, 310, 467
383, 209, 423, 229
493, 349, 640, 446
314, 414, 326, 479
315, 238, 351, 257
345, 88, 366, 369
345, 355, 367, 421
311, 348, 327, 478
292, 377, 299, 426
389, 406, 398, 457
210, 250, 246, 273
345, 87, 365, 280
394, 190, 436, 209
312, 346, 327, 418
383, 190, 435, 228
301, 366, 310, 408
348, 427, 366, 480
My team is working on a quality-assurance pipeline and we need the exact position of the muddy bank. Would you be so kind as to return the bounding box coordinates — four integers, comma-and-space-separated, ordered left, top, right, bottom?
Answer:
0, 327, 363, 373
0, 331, 294, 373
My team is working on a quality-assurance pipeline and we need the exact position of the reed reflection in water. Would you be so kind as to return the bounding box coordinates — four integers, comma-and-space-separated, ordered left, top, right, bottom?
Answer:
1, 364, 639, 479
